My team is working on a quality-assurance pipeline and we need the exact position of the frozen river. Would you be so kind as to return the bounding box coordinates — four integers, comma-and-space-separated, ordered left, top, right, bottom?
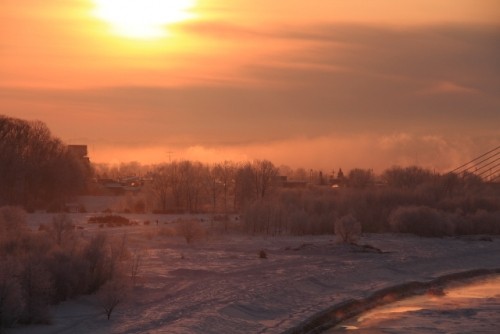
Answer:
327, 275, 500, 333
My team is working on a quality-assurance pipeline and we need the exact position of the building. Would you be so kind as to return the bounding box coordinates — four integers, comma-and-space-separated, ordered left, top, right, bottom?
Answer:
68, 145, 90, 164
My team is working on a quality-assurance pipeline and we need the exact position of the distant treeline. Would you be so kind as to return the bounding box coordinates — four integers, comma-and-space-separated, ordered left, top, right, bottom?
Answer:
2, 115, 499, 237
0, 115, 89, 210
243, 177, 500, 237
97, 160, 500, 237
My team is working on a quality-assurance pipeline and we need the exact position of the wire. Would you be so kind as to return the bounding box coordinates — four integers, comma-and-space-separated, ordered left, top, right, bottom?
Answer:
449, 146, 499, 174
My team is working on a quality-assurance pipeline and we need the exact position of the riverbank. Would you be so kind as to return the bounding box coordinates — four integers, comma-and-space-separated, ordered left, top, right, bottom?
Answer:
286, 269, 500, 334
327, 274, 500, 333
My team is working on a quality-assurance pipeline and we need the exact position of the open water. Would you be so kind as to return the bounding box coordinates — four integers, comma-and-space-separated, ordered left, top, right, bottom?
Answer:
327, 275, 500, 333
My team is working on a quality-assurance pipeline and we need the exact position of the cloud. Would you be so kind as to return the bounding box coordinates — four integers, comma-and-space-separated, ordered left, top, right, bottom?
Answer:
418, 81, 480, 95
87, 132, 499, 174
2, 23, 499, 170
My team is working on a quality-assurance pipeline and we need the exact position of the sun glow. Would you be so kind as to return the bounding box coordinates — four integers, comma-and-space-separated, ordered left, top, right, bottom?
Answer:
93, 0, 196, 39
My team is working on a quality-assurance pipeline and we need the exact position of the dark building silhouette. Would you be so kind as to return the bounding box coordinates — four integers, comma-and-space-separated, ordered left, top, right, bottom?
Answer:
68, 145, 90, 164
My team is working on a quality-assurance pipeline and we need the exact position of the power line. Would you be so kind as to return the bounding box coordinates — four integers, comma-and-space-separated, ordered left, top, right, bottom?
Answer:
490, 170, 500, 182
476, 163, 500, 178
448, 146, 500, 182
472, 157, 500, 174
450, 146, 499, 174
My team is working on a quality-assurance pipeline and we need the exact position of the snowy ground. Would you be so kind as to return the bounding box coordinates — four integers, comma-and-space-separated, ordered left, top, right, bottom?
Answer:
9, 213, 500, 334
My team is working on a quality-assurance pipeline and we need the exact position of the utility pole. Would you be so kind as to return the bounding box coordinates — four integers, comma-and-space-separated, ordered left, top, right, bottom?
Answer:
166, 151, 173, 162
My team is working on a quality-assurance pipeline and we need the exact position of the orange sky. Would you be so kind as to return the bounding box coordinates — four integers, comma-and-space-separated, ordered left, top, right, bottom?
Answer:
1, 0, 499, 172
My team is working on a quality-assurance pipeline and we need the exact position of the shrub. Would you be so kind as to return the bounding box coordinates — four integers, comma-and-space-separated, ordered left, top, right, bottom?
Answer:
334, 215, 362, 244
19, 257, 53, 324
88, 215, 131, 227
45, 249, 83, 303
47, 214, 74, 246
83, 233, 112, 293
0, 259, 24, 328
176, 220, 203, 244
389, 206, 455, 237
243, 200, 288, 235
288, 210, 309, 236
0, 206, 29, 256
258, 249, 267, 259
470, 210, 500, 235
0, 206, 131, 329
46, 201, 64, 213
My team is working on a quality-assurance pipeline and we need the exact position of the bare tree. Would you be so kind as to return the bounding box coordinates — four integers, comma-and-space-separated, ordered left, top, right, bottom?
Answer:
169, 162, 184, 211
252, 160, 279, 199
48, 214, 74, 246
347, 168, 374, 188
205, 164, 222, 213
129, 249, 143, 287
181, 161, 204, 213
219, 161, 236, 214
97, 277, 128, 320
382, 166, 434, 189
149, 165, 170, 212
234, 163, 255, 210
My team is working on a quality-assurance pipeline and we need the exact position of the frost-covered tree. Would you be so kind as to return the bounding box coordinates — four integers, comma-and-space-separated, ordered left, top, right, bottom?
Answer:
334, 215, 362, 244
176, 219, 203, 244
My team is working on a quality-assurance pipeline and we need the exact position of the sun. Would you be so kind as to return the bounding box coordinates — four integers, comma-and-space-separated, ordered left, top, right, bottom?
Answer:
93, 0, 196, 39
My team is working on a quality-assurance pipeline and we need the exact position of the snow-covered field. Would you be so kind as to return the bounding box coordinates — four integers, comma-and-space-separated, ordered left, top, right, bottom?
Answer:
9, 213, 500, 334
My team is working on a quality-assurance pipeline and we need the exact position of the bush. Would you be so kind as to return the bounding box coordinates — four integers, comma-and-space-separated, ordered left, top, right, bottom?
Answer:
88, 215, 131, 227
334, 215, 362, 244
389, 206, 455, 237
0, 259, 24, 328
470, 210, 500, 235
18, 257, 53, 324
176, 220, 203, 244
47, 214, 74, 246
258, 249, 267, 259
45, 249, 84, 303
46, 201, 64, 213
81, 233, 121, 294
0, 206, 130, 329
0, 206, 29, 256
